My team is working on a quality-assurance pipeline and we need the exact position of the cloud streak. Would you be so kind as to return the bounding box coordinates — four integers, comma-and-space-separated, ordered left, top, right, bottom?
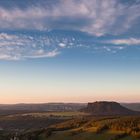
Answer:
0, 0, 140, 36
106, 38, 140, 45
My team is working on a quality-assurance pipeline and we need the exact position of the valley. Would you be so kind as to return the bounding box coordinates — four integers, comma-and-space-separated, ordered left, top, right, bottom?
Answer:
0, 101, 140, 140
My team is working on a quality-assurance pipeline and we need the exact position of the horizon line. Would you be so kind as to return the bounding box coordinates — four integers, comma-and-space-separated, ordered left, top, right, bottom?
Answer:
0, 101, 140, 105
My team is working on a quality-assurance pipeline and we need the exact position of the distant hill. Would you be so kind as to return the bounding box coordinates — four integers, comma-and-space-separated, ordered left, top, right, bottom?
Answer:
0, 102, 140, 116
0, 103, 86, 112
82, 101, 140, 116
121, 103, 140, 111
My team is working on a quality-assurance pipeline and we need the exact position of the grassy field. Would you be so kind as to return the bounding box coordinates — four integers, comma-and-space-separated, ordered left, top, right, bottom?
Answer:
7, 111, 88, 118
20, 111, 88, 117
36, 116, 140, 140
39, 131, 139, 140
0, 111, 89, 132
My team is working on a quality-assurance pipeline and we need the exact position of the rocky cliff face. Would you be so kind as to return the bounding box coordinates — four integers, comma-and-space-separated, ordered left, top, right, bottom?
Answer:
82, 101, 140, 116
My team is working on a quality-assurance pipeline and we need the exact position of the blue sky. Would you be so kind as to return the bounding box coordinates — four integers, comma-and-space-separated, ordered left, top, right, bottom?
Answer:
0, 0, 140, 103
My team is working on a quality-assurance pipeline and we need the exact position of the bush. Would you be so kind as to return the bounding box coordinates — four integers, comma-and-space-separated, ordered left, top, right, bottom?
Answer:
109, 133, 127, 140
95, 124, 108, 134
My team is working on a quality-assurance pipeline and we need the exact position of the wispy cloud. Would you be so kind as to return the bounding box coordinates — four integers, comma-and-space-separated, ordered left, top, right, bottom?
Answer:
0, 0, 140, 36
25, 49, 60, 59
0, 33, 61, 60
0, 31, 140, 61
106, 38, 140, 45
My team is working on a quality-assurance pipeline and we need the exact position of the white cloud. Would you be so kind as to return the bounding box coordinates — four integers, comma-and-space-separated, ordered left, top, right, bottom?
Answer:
0, 32, 139, 61
0, 33, 18, 40
58, 43, 66, 48
45, 49, 60, 57
0, 33, 60, 60
0, 54, 18, 61
24, 49, 60, 59
0, 0, 139, 36
107, 38, 140, 45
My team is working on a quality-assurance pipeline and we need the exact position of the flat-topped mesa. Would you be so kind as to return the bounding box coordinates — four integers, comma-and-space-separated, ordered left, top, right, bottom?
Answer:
82, 101, 140, 116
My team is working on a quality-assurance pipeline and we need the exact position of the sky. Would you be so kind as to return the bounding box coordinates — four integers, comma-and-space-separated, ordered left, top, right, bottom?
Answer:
0, 0, 140, 103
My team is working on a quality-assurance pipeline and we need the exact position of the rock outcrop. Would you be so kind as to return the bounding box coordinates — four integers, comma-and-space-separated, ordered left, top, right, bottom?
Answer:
82, 101, 140, 116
